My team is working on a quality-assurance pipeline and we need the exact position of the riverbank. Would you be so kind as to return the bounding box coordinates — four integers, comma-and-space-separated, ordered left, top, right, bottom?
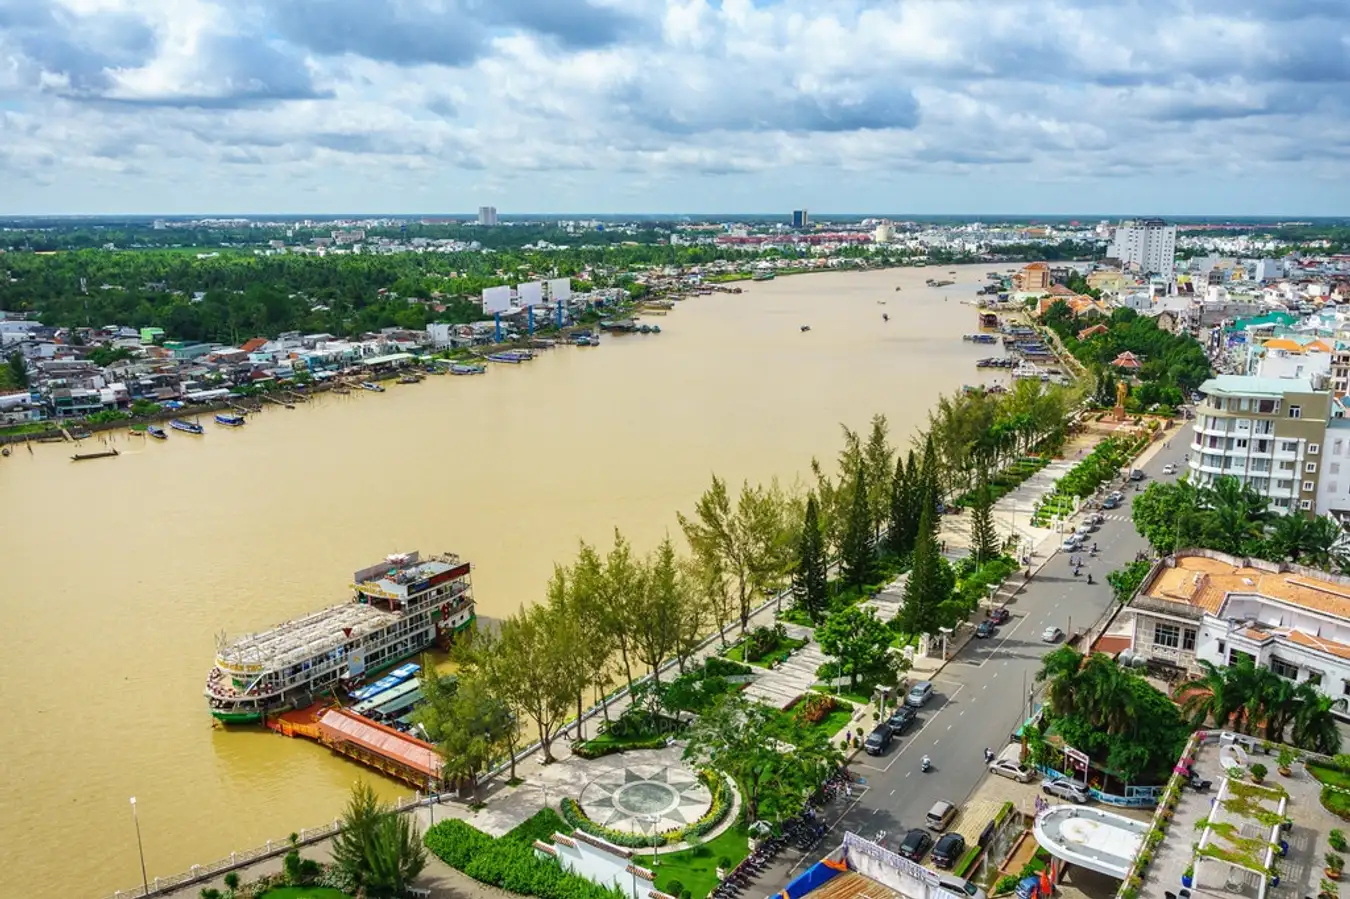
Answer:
3, 263, 1003, 899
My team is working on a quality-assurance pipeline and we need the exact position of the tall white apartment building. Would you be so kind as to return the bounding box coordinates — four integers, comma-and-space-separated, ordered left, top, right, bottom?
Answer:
1108, 218, 1177, 279
477, 206, 498, 227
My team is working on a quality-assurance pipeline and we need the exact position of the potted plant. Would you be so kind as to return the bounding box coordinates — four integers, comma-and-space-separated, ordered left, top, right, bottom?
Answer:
716, 857, 732, 880
1328, 853, 1345, 881
1251, 762, 1268, 784
1322, 879, 1340, 899
1332, 830, 1348, 853
1182, 864, 1194, 888
1278, 746, 1296, 776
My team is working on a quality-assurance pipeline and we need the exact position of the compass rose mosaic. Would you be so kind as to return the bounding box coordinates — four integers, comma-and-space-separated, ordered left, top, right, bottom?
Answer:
576, 765, 713, 834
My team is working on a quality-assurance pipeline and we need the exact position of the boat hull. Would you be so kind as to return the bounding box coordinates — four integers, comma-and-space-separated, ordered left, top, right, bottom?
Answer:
211, 709, 264, 725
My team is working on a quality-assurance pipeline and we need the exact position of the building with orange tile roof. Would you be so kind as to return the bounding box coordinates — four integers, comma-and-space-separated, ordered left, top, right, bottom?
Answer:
1125, 550, 1350, 709
1110, 351, 1143, 370
1014, 262, 1050, 293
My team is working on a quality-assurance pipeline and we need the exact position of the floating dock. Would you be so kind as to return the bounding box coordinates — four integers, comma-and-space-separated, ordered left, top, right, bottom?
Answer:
268, 704, 442, 787
71, 448, 120, 462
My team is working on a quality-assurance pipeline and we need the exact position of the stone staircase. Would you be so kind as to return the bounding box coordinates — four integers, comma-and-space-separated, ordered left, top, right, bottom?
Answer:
743, 639, 830, 711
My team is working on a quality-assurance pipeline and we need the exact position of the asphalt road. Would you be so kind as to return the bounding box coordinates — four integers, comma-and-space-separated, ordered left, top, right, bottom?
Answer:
782, 432, 1194, 876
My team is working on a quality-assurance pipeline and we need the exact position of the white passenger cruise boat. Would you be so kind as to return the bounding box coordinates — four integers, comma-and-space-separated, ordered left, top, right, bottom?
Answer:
204, 551, 475, 724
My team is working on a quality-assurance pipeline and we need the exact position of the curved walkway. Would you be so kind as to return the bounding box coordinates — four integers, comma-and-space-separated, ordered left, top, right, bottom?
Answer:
1033, 804, 1149, 879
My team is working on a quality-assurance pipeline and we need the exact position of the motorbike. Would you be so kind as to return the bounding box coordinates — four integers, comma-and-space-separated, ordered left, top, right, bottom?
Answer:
921, 757, 932, 773
1086, 574, 1095, 585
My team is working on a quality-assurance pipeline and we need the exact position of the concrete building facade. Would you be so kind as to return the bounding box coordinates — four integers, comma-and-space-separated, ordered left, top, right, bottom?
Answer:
1108, 218, 1177, 279
1189, 375, 1332, 514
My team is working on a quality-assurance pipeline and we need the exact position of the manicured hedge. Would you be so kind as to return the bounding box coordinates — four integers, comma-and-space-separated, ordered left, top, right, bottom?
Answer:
572, 734, 669, 760
425, 819, 625, 899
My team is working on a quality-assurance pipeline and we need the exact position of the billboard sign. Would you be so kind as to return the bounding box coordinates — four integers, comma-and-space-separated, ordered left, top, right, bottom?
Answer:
547, 278, 572, 302
1065, 746, 1089, 774
517, 281, 543, 307
482, 285, 512, 314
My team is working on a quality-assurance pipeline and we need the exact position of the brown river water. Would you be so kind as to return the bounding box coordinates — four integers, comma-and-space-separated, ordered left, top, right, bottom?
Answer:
0, 264, 1006, 898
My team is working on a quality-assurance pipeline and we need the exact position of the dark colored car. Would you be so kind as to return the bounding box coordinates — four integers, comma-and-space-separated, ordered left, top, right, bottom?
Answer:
887, 706, 917, 734
897, 828, 933, 861
988, 607, 1011, 625
864, 724, 894, 755
975, 621, 996, 638
932, 832, 966, 869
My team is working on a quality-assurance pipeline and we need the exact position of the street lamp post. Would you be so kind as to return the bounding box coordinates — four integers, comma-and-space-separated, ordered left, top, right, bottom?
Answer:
130, 797, 149, 897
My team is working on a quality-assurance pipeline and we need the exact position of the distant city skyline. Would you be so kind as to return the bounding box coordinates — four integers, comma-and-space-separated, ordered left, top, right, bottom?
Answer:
2, 1, 1347, 217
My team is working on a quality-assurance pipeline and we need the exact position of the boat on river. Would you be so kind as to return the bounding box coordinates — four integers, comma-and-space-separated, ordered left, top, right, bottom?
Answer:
963, 334, 998, 344
170, 419, 204, 435
147, 425, 167, 440
450, 363, 487, 374
360, 382, 384, 392
487, 350, 533, 363
204, 551, 476, 724
71, 448, 120, 462
752, 270, 775, 281
215, 413, 246, 427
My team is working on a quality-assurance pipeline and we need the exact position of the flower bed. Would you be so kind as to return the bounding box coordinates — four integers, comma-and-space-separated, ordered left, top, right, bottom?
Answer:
425, 818, 622, 899
1032, 434, 1149, 526
954, 456, 1049, 507
560, 770, 732, 848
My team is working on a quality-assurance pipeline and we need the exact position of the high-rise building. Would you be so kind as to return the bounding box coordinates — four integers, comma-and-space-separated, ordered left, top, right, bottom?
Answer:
792, 209, 809, 229
1107, 218, 1177, 279
478, 206, 498, 227
1189, 374, 1332, 515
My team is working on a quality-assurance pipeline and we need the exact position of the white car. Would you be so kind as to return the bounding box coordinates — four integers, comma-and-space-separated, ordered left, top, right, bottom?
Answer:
1162, 463, 1177, 475
1042, 778, 1092, 803
1060, 536, 1081, 551
1042, 626, 1063, 643
988, 759, 1036, 783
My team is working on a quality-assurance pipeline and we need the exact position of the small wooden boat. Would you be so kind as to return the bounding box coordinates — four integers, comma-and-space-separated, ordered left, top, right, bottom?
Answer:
398, 374, 421, 385
801, 325, 811, 332
215, 413, 246, 427
72, 448, 120, 462
360, 382, 385, 392
170, 419, 204, 435
450, 363, 487, 374
1, 447, 10, 457
147, 426, 167, 440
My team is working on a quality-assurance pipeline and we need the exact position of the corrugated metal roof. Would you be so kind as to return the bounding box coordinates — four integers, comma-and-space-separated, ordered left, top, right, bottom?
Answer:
317, 709, 441, 778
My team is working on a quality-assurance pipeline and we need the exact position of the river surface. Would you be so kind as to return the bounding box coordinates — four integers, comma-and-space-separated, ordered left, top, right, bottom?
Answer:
0, 264, 1008, 898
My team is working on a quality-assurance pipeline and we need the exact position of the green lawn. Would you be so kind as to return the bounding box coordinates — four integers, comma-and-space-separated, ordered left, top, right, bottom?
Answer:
725, 636, 806, 668
635, 822, 752, 899
1309, 763, 1350, 790
258, 888, 355, 899
764, 698, 855, 744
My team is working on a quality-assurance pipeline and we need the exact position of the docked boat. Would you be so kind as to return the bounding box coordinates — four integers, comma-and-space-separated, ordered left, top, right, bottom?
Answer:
398, 374, 421, 385
170, 419, 204, 435
360, 382, 385, 392
147, 425, 167, 440
752, 270, 776, 282
487, 350, 532, 363
204, 551, 476, 724
215, 413, 246, 427
71, 448, 120, 462
963, 334, 998, 344
450, 363, 487, 374
598, 320, 639, 333
572, 334, 600, 347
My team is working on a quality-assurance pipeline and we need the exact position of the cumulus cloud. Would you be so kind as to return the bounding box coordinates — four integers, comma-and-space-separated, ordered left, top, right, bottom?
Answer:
0, 0, 1348, 214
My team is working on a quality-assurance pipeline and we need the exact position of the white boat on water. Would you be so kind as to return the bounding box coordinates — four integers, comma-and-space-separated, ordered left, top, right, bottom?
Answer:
204, 551, 476, 724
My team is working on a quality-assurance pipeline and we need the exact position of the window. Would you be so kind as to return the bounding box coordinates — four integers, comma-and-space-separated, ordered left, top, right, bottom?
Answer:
1271, 657, 1299, 680
1218, 640, 1227, 656
1333, 463, 1341, 475
1301, 499, 1314, 510
1289, 405, 1302, 419
1331, 482, 1340, 494
1153, 622, 1180, 648
1258, 399, 1278, 413
1229, 649, 1255, 666
1282, 441, 1299, 453
1336, 439, 1345, 454
1311, 443, 1321, 455
1237, 439, 1249, 449
1183, 629, 1196, 651
1309, 672, 1323, 687
1304, 481, 1316, 492
1307, 462, 1319, 473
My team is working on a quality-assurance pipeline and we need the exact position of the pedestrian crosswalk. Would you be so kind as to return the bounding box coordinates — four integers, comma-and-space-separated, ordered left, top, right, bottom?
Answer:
1100, 513, 1131, 522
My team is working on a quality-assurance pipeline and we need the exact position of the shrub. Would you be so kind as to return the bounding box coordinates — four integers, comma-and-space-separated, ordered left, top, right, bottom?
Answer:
1329, 853, 1345, 873
704, 658, 751, 678
573, 735, 668, 760
1331, 829, 1348, 852
952, 845, 982, 877
425, 819, 623, 899
797, 693, 837, 725
745, 624, 788, 662
1251, 763, 1268, 781
667, 879, 686, 897
992, 875, 1018, 896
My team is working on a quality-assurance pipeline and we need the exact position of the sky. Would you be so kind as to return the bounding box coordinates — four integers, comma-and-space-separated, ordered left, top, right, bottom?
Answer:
1, 0, 1349, 217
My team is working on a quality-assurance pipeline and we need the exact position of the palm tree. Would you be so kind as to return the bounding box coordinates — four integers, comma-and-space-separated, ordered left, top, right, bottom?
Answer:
1198, 476, 1272, 553
1257, 674, 1299, 743
1291, 686, 1346, 755
1036, 646, 1085, 720
1181, 659, 1251, 730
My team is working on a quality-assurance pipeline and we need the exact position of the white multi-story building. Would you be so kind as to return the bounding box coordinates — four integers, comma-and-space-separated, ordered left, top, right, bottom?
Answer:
1126, 551, 1350, 718
477, 206, 498, 227
1189, 375, 1332, 514
1108, 218, 1177, 279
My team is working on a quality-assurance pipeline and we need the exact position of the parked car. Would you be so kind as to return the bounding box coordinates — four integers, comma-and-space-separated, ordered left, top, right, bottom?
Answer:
1130, 469, 1146, 481
907, 680, 935, 707
1060, 535, 1082, 551
864, 724, 894, 755
988, 759, 1036, 783
1101, 496, 1121, 510
975, 620, 996, 639
1042, 626, 1063, 643
897, 827, 933, 861
932, 832, 967, 869
1162, 463, 1177, 475
939, 876, 987, 899
988, 607, 1011, 625
1075, 523, 1096, 536
1086, 512, 1105, 524
886, 706, 917, 734
1042, 777, 1092, 804
926, 800, 958, 831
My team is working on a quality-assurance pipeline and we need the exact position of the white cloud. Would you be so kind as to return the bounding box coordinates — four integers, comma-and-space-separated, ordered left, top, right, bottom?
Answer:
0, 0, 1347, 214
